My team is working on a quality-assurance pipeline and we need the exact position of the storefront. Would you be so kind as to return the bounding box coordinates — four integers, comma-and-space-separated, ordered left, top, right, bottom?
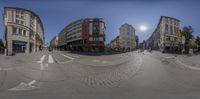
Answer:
12, 40, 27, 53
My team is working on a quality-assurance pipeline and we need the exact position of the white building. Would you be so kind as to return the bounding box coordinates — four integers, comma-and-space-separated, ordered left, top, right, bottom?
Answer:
147, 16, 181, 53
119, 23, 136, 51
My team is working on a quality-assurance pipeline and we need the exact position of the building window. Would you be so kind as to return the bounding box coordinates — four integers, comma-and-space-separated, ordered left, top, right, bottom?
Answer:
16, 19, 20, 24
12, 27, 17, 34
19, 28, 22, 35
23, 30, 26, 36
21, 21, 24, 25
174, 37, 177, 42
165, 24, 168, 33
16, 15, 19, 18
21, 15, 24, 19
166, 36, 170, 41
170, 26, 173, 35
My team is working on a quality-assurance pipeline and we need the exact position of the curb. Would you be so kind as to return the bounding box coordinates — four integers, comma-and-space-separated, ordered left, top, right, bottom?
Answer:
176, 58, 200, 71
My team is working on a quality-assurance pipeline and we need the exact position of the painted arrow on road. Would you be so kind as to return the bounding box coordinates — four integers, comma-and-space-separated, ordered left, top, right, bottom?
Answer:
8, 80, 38, 91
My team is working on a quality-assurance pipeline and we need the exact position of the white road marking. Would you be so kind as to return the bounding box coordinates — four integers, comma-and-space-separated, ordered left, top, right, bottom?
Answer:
37, 55, 46, 63
165, 56, 175, 59
28, 80, 36, 85
40, 63, 48, 70
8, 80, 38, 91
48, 54, 54, 63
0, 68, 13, 71
61, 54, 74, 60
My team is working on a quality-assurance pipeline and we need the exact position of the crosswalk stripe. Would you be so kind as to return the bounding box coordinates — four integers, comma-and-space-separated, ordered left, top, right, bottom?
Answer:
48, 54, 54, 63
61, 54, 74, 60
37, 55, 46, 63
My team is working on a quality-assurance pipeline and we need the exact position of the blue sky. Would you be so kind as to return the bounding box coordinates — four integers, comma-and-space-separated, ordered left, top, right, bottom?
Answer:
0, 0, 200, 44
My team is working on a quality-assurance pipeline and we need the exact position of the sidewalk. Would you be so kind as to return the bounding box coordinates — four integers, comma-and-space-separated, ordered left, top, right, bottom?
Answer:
0, 55, 15, 68
177, 55, 200, 69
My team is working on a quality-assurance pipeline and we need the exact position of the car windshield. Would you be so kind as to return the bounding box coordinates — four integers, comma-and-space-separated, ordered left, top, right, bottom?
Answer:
0, 0, 200, 99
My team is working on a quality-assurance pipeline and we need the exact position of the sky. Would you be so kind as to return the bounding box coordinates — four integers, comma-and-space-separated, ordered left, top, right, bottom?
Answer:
0, 0, 200, 44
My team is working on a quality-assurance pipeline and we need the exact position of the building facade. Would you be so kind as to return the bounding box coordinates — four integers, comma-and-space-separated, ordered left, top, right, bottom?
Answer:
3, 7, 44, 55
135, 35, 139, 49
50, 36, 58, 50
110, 36, 120, 51
119, 23, 136, 51
147, 16, 181, 53
57, 18, 106, 52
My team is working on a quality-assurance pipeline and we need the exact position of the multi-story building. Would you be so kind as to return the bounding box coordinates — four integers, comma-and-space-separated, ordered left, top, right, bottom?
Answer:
110, 36, 120, 51
119, 23, 136, 51
57, 18, 106, 52
147, 16, 181, 53
3, 7, 44, 55
50, 36, 58, 50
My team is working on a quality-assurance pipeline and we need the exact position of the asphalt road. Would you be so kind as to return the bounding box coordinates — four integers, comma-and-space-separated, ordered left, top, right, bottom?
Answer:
0, 50, 200, 99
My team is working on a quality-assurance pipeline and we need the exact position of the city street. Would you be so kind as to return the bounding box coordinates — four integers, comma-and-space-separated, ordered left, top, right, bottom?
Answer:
1, 51, 200, 98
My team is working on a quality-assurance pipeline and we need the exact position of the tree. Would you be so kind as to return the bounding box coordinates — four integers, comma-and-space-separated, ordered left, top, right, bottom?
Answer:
196, 36, 200, 51
180, 26, 194, 54
0, 39, 4, 53
0, 39, 4, 48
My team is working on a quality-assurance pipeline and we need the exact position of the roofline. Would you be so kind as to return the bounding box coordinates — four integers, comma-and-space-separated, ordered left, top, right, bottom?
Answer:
161, 16, 180, 22
58, 18, 104, 35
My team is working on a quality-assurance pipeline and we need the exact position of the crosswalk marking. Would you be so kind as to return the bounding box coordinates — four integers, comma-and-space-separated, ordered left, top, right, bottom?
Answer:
61, 54, 74, 60
48, 54, 54, 63
37, 55, 46, 63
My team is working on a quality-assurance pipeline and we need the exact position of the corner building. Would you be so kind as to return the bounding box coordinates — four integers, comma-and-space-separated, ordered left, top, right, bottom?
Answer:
57, 18, 106, 52
3, 7, 44, 55
147, 16, 181, 53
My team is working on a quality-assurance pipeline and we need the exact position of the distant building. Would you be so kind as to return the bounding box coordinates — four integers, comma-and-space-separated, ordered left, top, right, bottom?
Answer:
135, 35, 139, 49
109, 23, 137, 52
139, 40, 147, 49
146, 16, 181, 53
119, 23, 136, 51
110, 36, 120, 51
3, 7, 44, 56
57, 18, 106, 52
50, 36, 58, 50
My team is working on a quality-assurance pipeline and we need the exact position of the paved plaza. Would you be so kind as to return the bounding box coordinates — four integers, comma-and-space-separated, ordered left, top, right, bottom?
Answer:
0, 50, 200, 99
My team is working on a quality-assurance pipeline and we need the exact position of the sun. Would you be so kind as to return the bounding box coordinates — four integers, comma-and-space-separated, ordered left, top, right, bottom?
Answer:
139, 25, 148, 32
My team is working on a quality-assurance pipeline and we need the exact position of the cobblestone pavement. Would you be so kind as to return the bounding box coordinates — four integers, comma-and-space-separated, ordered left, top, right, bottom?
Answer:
60, 53, 142, 87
